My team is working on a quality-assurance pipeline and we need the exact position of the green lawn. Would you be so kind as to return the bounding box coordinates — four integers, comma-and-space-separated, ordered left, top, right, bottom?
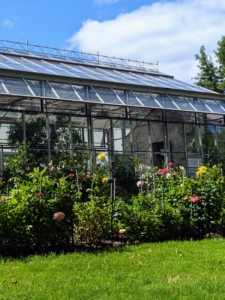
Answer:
1, 239, 225, 300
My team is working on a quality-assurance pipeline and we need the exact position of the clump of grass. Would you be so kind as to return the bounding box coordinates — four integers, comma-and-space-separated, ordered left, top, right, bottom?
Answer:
0, 239, 225, 299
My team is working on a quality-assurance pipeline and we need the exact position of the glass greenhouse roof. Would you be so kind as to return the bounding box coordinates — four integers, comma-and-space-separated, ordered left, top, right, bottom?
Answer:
0, 40, 216, 94
0, 76, 225, 115
0, 40, 223, 115
0, 52, 213, 93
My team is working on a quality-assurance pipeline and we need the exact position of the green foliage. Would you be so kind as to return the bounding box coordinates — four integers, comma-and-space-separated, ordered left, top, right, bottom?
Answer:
194, 36, 225, 93
215, 35, 225, 91
0, 167, 81, 255
2, 142, 225, 255
74, 196, 111, 243
111, 155, 139, 201
194, 45, 220, 92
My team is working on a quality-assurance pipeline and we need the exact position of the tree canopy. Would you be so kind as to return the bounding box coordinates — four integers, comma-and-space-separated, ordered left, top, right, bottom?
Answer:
194, 36, 225, 93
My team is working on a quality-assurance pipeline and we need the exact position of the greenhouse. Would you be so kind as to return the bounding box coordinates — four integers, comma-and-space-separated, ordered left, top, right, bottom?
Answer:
0, 40, 225, 176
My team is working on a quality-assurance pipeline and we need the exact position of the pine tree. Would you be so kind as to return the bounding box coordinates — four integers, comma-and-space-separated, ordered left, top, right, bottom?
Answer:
194, 45, 220, 92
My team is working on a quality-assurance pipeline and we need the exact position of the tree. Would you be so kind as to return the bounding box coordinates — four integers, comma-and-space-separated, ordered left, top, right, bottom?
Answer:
194, 45, 220, 92
215, 35, 225, 92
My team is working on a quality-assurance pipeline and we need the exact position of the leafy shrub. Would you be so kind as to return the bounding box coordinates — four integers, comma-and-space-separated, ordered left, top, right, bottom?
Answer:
0, 167, 81, 255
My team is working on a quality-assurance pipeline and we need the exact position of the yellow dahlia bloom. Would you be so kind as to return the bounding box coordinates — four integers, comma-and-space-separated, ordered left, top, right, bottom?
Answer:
196, 165, 207, 175
102, 177, 109, 184
98, 153, 106, 161
119, 229, 126, 234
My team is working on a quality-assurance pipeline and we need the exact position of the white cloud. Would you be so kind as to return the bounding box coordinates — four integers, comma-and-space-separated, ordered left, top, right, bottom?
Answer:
3, 18, 14, 29
67, 0, 225, 83
94, 0, 120, 5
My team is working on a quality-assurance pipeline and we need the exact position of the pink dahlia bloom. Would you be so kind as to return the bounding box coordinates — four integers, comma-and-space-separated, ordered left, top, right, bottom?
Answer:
37, 191, 43, 198
85, 173, 90, 180
168, 162, 173, 167
158, 168, 168, 175
191, 196, 199, 203
68, 173, 75, 178
136, 181, 143, 188
53, 212, 65, 221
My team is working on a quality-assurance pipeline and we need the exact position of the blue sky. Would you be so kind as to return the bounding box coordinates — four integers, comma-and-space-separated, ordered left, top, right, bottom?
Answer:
1, 0, 225, 82
0, 0, 156, 47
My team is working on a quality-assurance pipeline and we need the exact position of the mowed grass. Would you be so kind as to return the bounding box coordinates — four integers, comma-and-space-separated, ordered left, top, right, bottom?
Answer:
1, 239, 225, 300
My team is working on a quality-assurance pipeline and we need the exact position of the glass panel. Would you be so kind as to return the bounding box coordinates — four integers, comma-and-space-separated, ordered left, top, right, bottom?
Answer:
92, 118, 111, 150
49, 114, 70, 150
0, 61, 12, 70
0, 55, 36, 72
127, 91, 142, 106
87, 87, 101, 103
170, 153, 186, 168
133, 91, 160, 108
64, 64, 96, 79
200, 98, 224, 114
151, 94, 178, 110
168, 94, 196, 111
197, 113, 207, 124
0, 81, 7, 94
205, 114, 224, 125
145, 109, 162, 120
132, 120, 150, 151
6, 98, 41, 111
165, 110, 195, 123
113, 119, 131, 152
91, 104, 125, 118
49, 82, 79, 100
161, 95, 179, 110
25, 113, 48, 150
113, 70, 139, 84
194, 98, 211, 113
43, 81, 57, 98
216, 126, 225, 153
41, 60, 78, 77
185, 124, 200, 154
218, 102, 225, 112
143, 75, 168, 88
71, 116, 88, 150
168, 123, 185, 152
151, 122, 167, 166
135, 152, 152, 167
71, 85, 86, 100
23, 58, 62, 75
45, 100, 85, 114
25, 79, 43, 97
0, 111, 22, 147
113, 89, 126, 103
96, 68, 130, 84
0, 77, 32, 96
152, 152, 168, 168
26, 80, 57, 98
202, 125, 215, 154
129, 107, 150, 119
94, 87, 122, 105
